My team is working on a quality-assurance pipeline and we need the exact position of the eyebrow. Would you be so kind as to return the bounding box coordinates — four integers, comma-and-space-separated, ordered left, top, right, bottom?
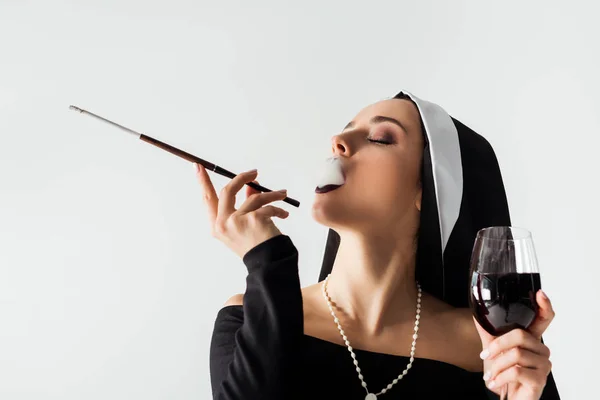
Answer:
343, 115, 408, 134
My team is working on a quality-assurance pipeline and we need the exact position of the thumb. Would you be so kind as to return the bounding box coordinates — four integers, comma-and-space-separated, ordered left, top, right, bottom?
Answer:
527, 289, 555, 339
473, 316, 495, 350
246, 180, 261, 199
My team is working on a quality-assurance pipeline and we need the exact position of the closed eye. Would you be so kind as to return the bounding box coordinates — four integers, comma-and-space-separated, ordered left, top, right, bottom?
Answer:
367, 138, 392, 145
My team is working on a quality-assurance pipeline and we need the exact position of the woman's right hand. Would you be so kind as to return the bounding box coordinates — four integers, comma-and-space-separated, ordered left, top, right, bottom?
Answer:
195, 163, 289, 258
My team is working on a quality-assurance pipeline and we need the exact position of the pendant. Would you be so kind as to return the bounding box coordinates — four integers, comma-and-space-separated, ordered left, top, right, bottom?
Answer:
365, 394, 377, 400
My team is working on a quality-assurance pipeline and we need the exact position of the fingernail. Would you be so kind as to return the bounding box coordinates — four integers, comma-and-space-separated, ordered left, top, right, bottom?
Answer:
480, 349, 490, 360
540, 290, 548, 300
487, 380, 496, 389
483, 371, 491, 381
248, 169, 258, 173
278, 189, 287, 194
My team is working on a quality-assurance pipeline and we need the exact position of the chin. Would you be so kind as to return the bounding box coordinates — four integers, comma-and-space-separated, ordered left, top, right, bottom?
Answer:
311, 198, 366, 232
312, 195, 406, 235
312, 197, 342, 226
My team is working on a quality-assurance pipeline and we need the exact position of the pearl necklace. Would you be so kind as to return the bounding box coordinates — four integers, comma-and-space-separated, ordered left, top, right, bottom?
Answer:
321, 274, 422, 399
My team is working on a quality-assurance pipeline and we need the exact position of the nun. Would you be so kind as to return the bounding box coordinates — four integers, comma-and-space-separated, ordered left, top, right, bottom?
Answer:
199, 91, 561, 399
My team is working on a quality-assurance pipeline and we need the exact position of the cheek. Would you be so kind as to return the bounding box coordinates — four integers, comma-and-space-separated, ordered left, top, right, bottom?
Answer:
354, 163, 417, 215
373, 175, 415, 209
360, 158, 417, 193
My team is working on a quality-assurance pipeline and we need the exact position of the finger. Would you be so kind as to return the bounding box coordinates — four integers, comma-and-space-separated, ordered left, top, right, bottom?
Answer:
528, 290, 555, 339
246, 180, 261, 199
484, 329, 550, 361
195, 163, 218, 225
473, 316, 495, 349
238, 189, 288, 214
253, 205, 290, 220
487, 365, 547, 394
218, 169, 258, 217
484, 347, 552, 383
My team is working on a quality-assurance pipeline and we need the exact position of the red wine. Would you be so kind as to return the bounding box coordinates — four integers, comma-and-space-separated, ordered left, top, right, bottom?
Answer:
470, 272, 541, 336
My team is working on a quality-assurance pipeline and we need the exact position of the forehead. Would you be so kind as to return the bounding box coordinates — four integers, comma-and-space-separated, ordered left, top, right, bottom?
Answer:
353, 99, 421, 131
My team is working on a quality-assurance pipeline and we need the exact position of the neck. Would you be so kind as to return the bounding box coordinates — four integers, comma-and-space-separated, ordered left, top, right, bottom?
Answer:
324, 230, 418, 336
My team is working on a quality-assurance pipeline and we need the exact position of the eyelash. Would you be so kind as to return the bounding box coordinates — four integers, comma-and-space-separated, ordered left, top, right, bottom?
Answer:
367, 137, 392, 145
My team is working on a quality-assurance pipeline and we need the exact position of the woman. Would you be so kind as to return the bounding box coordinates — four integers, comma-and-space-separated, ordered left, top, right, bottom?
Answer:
199, 91, 560, 399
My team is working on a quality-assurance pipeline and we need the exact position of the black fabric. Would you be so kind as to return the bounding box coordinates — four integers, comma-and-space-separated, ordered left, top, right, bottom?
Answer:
442, 118, 512, 307
210, 235, 561, 400
210, 235, 501, 399
210, 235, 304, 399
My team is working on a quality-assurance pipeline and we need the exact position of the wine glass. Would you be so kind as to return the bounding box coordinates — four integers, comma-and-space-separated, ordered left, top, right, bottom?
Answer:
469, 226, 542, 400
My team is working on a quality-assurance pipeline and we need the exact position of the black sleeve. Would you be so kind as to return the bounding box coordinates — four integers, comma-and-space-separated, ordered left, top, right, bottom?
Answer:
209, 234, 304, 400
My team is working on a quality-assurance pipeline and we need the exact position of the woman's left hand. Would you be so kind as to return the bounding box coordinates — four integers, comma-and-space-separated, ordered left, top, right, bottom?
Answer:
474, 290, 555, 400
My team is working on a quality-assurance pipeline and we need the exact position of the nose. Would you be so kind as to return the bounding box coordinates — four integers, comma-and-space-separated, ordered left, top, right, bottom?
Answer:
331, 134, 352, 157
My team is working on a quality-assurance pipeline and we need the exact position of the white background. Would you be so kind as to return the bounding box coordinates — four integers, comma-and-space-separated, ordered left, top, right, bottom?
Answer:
1, 1, 598, 399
